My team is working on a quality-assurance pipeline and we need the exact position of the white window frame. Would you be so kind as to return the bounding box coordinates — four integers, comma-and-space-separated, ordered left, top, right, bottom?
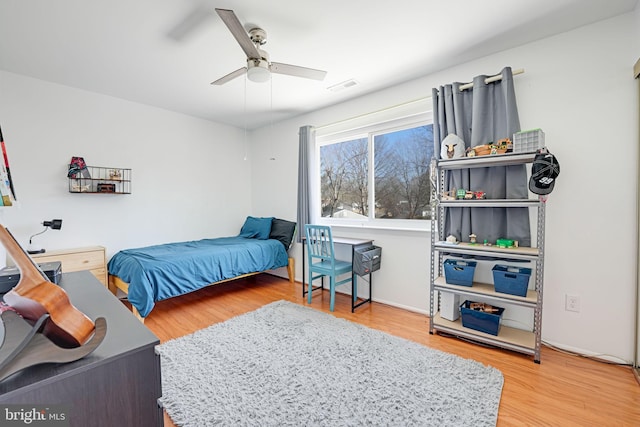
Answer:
313, 109, 433, 232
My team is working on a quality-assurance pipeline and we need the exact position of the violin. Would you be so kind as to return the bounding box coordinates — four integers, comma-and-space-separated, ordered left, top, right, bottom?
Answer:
0, 224, 95, 348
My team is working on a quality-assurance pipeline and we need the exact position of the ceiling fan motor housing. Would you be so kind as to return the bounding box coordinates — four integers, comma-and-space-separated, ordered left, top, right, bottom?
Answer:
249, 28, 267, 45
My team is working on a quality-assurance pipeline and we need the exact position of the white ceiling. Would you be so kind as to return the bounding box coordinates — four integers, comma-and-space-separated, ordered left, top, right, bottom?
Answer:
0, 0, 637, 130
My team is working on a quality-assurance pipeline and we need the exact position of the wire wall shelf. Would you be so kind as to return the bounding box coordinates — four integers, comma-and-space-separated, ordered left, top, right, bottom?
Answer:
68, 166, 131, 194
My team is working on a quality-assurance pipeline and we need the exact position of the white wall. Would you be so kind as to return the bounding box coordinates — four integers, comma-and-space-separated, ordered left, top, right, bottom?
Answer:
0, 71, 251, 259
636, 4, 640, 43
250, 12, 639, 361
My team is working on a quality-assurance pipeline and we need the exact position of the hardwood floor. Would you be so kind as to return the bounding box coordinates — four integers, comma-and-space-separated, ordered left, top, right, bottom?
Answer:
139, 274, 640, 427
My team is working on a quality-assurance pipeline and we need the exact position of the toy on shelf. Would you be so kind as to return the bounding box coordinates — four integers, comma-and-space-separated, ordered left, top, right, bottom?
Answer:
440, 133, 465, 159
469, 302, 501, 313
446, 189, 487, 200
445, 235, 458, 244
496, 238, 519, 248
469, 234, 477, 244
465, 144, 502, 156
71, 183, 90, 193
496, 138, 513, 152
108, 169, 122, 180
441, 190, 456, 200
465, 138, 511, 157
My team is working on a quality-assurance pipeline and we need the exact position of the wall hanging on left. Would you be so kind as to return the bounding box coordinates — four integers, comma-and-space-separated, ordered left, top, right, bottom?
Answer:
0, 125, 17, 206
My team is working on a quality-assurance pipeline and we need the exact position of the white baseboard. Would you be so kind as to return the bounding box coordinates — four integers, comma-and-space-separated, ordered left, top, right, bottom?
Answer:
542, 339, 632, 365
276, 271, 430, 316
369, 297, 429, 316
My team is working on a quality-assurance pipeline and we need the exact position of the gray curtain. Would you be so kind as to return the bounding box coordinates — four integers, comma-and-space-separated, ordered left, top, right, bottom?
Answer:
296, 125, 313, 243
432, 67, 531, 246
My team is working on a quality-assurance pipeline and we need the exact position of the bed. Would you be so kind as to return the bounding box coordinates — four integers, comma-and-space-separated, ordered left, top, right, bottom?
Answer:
107, 217, 296, 321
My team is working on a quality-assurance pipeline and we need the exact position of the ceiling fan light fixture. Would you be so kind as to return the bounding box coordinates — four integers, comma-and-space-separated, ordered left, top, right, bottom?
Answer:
247, 61, 271, 83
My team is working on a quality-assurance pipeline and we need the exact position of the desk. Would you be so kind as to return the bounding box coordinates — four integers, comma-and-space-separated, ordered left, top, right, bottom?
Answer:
301, 236, 374, 312
0, 271, 163, 426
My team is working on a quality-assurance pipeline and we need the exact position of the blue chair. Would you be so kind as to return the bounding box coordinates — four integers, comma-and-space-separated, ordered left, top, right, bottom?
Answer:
305, 224, 355, 312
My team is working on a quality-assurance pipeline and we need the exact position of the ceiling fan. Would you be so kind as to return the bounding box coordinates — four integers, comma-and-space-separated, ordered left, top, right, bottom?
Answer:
211, 8, 327, 85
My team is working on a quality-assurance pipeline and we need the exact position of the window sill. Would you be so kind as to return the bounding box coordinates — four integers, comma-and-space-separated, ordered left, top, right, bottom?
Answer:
319, 221, 432, 233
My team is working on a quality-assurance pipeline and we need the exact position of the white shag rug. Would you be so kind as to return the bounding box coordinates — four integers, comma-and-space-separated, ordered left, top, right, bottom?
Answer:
156, 300, 503, 427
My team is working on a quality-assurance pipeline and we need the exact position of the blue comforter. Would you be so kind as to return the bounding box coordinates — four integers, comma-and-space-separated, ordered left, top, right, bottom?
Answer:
107, 237, 289, 317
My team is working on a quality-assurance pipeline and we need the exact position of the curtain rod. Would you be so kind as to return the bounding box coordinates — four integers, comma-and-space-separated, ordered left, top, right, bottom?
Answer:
459, 68, 524, 90
316, 68, 524, 131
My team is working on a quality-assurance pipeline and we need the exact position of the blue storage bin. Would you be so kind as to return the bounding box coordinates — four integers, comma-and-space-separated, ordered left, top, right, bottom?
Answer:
443, 259, 477, 286
492, 265, 532, 297
460, 301, 505, 336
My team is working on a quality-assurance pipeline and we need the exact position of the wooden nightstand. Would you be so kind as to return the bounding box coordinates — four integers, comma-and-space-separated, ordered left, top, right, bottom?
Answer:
28, 246, 107, 286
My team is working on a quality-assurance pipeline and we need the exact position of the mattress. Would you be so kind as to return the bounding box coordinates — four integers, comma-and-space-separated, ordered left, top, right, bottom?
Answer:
107, 236, 289, 317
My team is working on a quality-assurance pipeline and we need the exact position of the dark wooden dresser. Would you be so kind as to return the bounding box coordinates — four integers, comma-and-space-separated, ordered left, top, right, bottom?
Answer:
0, 271, 163, 426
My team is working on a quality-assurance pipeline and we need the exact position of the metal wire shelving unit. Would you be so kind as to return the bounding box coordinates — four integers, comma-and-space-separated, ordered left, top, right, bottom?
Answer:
429, 152, 546, 363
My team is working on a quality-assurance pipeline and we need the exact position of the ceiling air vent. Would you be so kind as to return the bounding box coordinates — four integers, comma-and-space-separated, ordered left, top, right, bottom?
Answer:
326, 79, 359, 92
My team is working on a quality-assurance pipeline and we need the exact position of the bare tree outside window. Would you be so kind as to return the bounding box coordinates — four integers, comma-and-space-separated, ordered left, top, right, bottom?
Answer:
320, 137, 368, 218
375, 125, 434, 219
320, 123, 434, 221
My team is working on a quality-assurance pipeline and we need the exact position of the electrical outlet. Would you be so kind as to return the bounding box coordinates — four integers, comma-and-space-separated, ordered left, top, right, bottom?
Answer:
565, 294, 580, 312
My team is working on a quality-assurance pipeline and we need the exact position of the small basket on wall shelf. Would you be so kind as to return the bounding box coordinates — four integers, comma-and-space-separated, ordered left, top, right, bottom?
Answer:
68, 166, 131, 194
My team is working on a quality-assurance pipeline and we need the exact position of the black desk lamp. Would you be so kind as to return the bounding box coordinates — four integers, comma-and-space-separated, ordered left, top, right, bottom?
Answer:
27, 219, 63, 254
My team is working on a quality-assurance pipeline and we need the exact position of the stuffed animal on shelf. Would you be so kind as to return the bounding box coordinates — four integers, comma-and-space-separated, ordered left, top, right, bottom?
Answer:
440, 133, 465, 159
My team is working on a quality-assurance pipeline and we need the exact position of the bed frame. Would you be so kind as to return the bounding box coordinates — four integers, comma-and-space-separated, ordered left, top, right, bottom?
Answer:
108, 257, 295, 322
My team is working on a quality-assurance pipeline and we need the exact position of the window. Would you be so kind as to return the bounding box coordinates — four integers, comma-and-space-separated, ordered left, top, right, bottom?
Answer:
315, 113, 434, 230
374, 126, 433, 220
320, 136, 369, 219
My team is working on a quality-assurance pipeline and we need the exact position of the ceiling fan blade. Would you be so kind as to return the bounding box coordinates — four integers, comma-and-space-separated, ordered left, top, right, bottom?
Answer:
211, 67, 248, 85
215, 8, 261, 59
270, 62, 327, 81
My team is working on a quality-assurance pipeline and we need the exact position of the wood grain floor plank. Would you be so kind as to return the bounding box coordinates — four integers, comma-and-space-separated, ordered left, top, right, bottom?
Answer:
133, 274, 640, 427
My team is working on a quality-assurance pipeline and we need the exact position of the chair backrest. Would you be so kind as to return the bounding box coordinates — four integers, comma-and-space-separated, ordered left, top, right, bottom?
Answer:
305, 225, 337, 269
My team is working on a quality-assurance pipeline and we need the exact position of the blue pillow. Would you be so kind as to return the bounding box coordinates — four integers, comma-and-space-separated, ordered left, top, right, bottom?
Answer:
239, 216, 274, 240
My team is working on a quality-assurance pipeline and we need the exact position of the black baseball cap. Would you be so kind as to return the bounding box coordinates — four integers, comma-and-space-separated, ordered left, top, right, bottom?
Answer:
529, 151, 560, 195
